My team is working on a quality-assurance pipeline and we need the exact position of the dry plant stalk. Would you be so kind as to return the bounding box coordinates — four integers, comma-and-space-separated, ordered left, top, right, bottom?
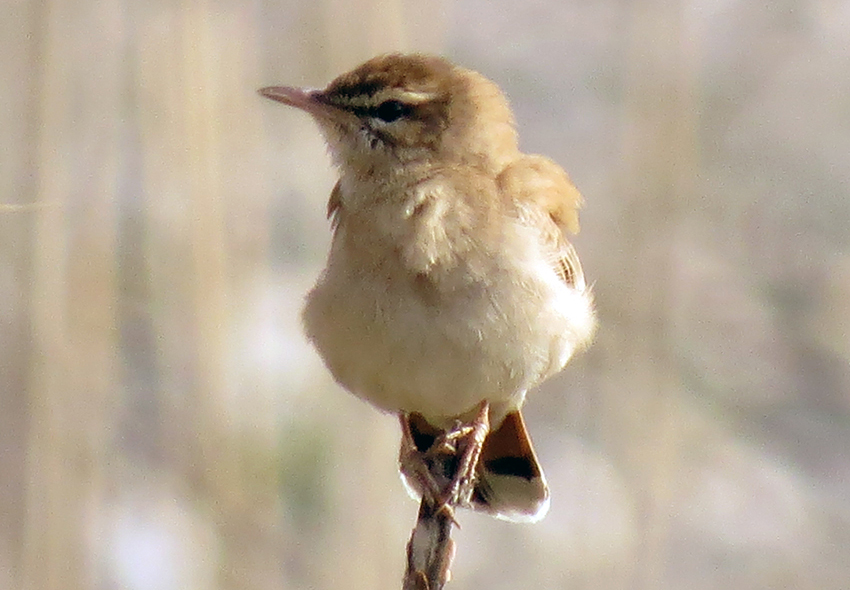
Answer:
403, 499, 456, 590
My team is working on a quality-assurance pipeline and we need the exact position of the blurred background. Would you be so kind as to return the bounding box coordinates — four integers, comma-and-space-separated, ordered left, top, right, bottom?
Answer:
2, 0, 850, 588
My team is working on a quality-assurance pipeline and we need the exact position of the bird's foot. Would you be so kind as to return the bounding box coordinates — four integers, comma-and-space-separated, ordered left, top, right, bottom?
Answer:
435, 401, 489, 509
399, 401, 490, 516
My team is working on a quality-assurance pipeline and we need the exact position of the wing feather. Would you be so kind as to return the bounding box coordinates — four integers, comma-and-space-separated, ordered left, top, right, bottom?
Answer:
497, 155, 586, 290
327, 180, 343, 229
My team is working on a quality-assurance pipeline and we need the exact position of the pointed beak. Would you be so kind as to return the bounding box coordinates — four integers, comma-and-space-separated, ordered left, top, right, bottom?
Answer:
259, 86, 341, 120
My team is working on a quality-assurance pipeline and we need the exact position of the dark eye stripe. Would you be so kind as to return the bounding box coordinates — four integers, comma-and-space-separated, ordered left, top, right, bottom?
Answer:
346, 100, 413, 122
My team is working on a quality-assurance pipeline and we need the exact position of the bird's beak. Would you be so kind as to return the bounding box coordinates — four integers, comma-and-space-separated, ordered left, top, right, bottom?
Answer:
259, 86, 342, 121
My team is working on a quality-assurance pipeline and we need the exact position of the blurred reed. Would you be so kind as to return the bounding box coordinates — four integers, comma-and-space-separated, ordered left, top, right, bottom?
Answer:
3, 0, 850, 589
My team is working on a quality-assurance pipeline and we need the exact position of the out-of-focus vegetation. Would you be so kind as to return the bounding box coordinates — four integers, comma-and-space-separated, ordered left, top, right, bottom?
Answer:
2, 1, 848, 589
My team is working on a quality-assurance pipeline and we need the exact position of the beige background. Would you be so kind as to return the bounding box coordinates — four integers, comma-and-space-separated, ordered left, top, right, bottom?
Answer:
2, 0, 849, 589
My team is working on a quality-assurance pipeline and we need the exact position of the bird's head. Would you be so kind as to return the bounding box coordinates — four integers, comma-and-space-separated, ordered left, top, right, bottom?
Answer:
260, 54, 519, 177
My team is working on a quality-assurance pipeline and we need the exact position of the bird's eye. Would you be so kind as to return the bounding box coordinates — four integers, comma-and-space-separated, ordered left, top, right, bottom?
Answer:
373, 100, 410, 123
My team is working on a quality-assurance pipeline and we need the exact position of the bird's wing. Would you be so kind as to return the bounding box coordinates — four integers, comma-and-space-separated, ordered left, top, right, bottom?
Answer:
497, 154, 586, 290
327, 179, 343, 230
554, 241, 586, 291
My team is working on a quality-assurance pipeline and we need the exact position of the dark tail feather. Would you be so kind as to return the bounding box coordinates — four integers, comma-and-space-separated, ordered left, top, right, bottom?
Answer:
472, 410, 549, 522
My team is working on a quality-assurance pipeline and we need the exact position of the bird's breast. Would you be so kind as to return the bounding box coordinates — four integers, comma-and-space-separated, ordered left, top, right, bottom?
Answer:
301, 196, 594, 423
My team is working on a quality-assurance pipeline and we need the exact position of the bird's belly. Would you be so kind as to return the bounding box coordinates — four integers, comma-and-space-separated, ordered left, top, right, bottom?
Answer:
302, 256, 593, 427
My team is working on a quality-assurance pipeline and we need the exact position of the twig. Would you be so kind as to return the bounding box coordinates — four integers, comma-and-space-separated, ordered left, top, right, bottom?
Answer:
403, 499, 456, 590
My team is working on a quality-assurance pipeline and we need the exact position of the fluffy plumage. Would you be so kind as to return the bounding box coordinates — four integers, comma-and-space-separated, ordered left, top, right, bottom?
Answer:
261, 53, 595, 521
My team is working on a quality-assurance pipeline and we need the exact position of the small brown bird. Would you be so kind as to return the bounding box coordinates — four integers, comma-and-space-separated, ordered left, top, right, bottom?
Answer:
261, 54, 595, 522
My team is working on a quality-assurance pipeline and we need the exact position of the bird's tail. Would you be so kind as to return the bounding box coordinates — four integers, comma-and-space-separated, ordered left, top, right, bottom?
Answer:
472, 410, 550, 522
400, 410, 549, 523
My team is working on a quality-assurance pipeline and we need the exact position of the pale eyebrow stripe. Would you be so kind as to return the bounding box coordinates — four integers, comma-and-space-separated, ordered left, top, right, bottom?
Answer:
332, 88, 437, 108
391, 90, 437, 104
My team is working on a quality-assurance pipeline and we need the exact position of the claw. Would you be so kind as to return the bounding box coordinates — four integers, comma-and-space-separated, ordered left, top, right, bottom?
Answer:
400, 401, 491, 516
440, 401, 489, 508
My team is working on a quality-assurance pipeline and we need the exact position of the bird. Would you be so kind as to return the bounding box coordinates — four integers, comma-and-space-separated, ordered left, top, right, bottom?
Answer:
260, 53, 595, 523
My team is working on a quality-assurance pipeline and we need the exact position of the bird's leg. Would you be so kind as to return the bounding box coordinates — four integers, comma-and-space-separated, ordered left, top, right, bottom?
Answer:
399, 414, 448, 510
434, 400, 490, 510
400, 401, 490, 515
